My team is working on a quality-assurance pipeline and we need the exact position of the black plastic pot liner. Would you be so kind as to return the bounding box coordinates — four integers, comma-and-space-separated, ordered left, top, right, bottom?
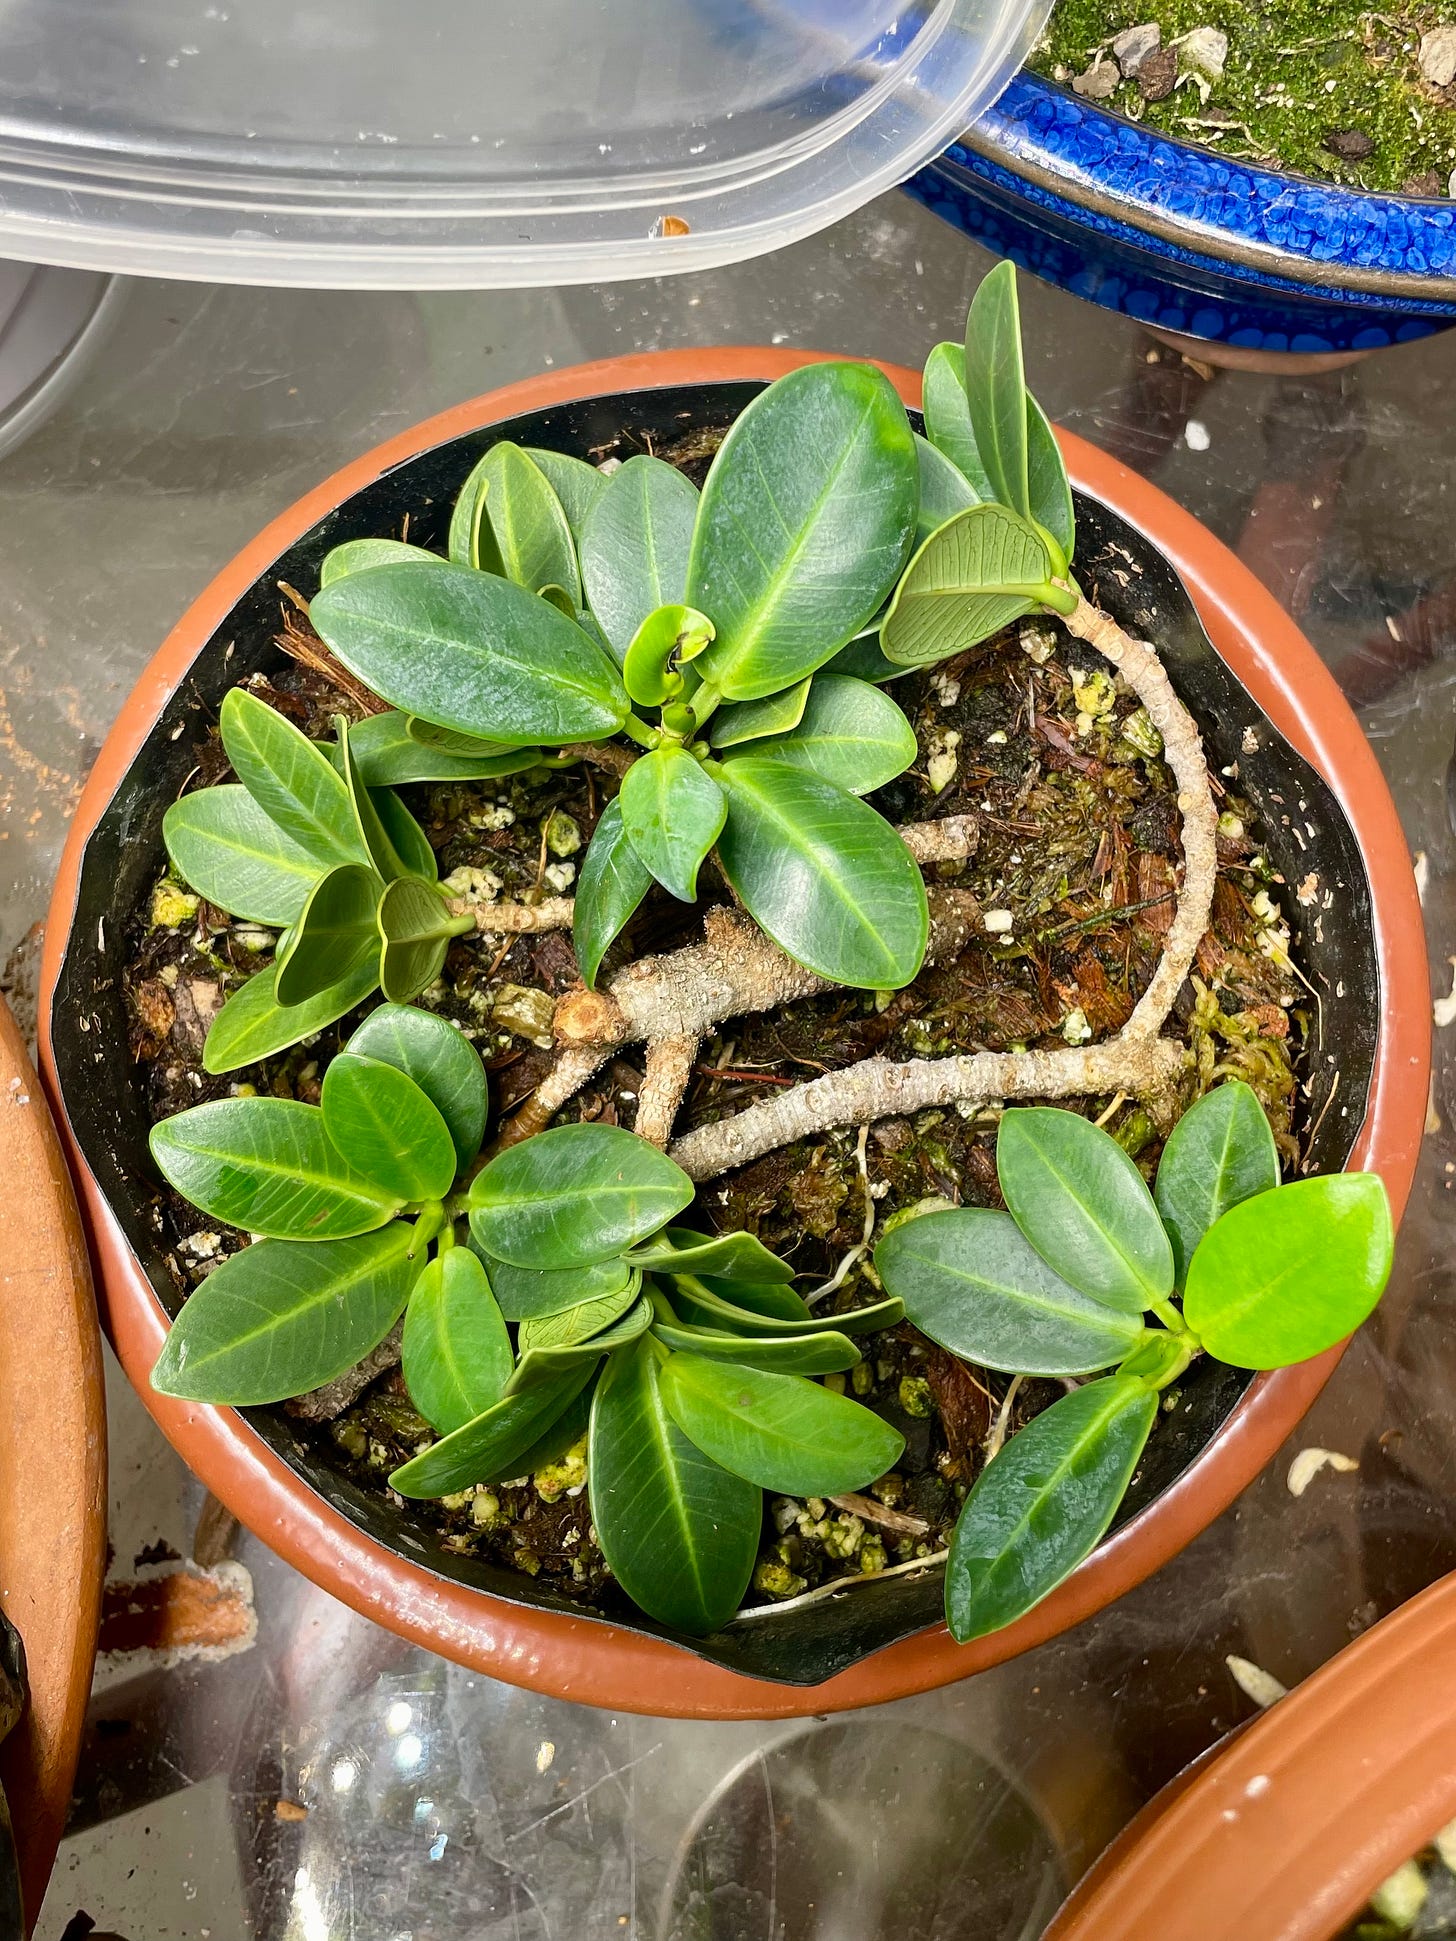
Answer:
53, 382, 1378, 1687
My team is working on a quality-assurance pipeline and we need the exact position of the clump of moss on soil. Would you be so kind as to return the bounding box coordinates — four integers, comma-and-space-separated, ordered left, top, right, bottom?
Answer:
1033, 0, 1456, 194
124, 500, 1307, 1630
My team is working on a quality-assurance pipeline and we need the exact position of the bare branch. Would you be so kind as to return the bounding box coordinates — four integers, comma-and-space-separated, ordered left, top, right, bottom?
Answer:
634, 1034, 700, 1147
490, 1046, 610, 1150
899, 815, 980, 864
447, 895, 575, 935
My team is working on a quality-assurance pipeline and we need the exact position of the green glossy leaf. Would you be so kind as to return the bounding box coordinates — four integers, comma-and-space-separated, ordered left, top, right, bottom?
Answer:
377, 876, 465, 1004
405, 717, 513, 755
589, 1337, 760, 1634
320, 1051, 457, 1202
401, 1246, 512, 1434
880, 504, 1051, 670
506, 1293, 652, 1393
965, 260, 1031, 523
875, 1207, 1145, 1376
921, 343, 995, 495
202, 957, 381, 1075
627, 1226, 794, 1284
622, 603, 715, 708
346, 1003, 488, 1172
449, 447, 493, 566
311, 560, 629, 746
369, 787, 436, 883
480, 1253, 638, 1322
163, 785, 321, 926
1027, 395, 1075, 564
333, 716, 416, 883
1183, 1173, 1393, 1369
619, 745, 725, 902
518, 1280, 641, 1349
524, 446, 606, 543
659, 1354, 903, 1495
151, 1223, 416, 1405
344, 711, 540, 785
667, 1277, 900, 1338
1116, 1329, 1190, 1387
822, 625, 901, 686
468, 1122, 694, 1268
150, 1097, 397, 1238
651, 1309, 859, 1376
389, 1364, 596, 1496
1156, 1081, 1281, 1290
733, 673, 915, 795
708, 679, 811, 749
572, 796, 653, 990
716, 758, 928, 989
580, 454, 699, 662
945, 1373, 1157, 1642
915, 431, 982, 547
509, 1384, 593, 1477
471, 442, 580, 603
220, 688, 366, 871
274, 863, 382, 1008
320, 539, 440, 586
689, 362, 918, 700
998, 1107, 1173, 1313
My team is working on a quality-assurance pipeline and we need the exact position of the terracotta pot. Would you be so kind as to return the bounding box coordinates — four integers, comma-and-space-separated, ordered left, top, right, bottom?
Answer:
37, 349, 1430, 1719
0, 995, 107, 1928
1047, 1572, 1456, 1940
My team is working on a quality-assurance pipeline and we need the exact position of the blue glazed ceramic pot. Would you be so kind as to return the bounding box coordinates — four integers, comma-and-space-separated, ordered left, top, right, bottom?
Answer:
907, 73, 1456, 357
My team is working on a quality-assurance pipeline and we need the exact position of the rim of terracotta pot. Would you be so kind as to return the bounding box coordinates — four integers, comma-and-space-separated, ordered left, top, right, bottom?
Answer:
0, 995, 107, 1928
1046, 1571, 1456, 1940
36, 348, 1430, 1721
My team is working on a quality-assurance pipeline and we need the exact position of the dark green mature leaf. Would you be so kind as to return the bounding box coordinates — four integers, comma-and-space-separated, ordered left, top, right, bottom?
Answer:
346, 1003, 487, 1172
716, 758, 928, 989
879, 504, 1052, 669
619, 746, 725, 902
709, 680, 811, 749
921, 343, 995, 494
524, 446, 606, 543
1184, 1173, 1393, 1368
389, 1364, 596, 1496
370, 787, 437, 883
469, 1122, 694, 1268
998, 1108, 1173, 1313
627, 1226, 794, 1284
320, 1052, 457, 1202
320, 539, 440, 586
401, 1246, 512, 1434
589, 1337, 760, 1634
334, 716, 416, 883
506, 1294, 652, 1393
151, 1224, 416, 1404
1027, 396, 1075, 564
1155, 1080, 1281, 1289
377, 876, 464, 1004
518, 1280, 641, 1349
822, 625, 901, 686
345, 711, 540, 786
220, 688, 366, 870
689, 362, 918, 700
510, 1384, 593, 1477
733, 674, 916, 795
311, 560, 629, 745
405, 717, 511, 754
914, 431, 982, 547
659, 1354, 903, 1495
876, 1208, 1146, 1376
670, 1277, 901, 1336
580, 454, 699, 662
163, 786, 321, 926
481, 1253, 638, 1322
945, 1373, 1157, 1642
471, 442, 580, 603
203, 957, 381, 1075
965, 260, 1030, 524
151, 1098, 397, 1238
274, 863, 382, 1007
572, 797, 654, 990
651, 1311, 860, 1376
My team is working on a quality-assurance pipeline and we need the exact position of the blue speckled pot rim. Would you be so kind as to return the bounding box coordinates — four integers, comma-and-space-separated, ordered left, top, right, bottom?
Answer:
956, 73, 1456, 300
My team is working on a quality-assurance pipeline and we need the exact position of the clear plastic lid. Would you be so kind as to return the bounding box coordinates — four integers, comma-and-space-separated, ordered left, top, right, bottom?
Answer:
0, 0, 1047, 288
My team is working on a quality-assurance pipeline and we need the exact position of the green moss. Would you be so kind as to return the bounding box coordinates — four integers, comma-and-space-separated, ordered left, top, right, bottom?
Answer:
1033, 0, 1456, 193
